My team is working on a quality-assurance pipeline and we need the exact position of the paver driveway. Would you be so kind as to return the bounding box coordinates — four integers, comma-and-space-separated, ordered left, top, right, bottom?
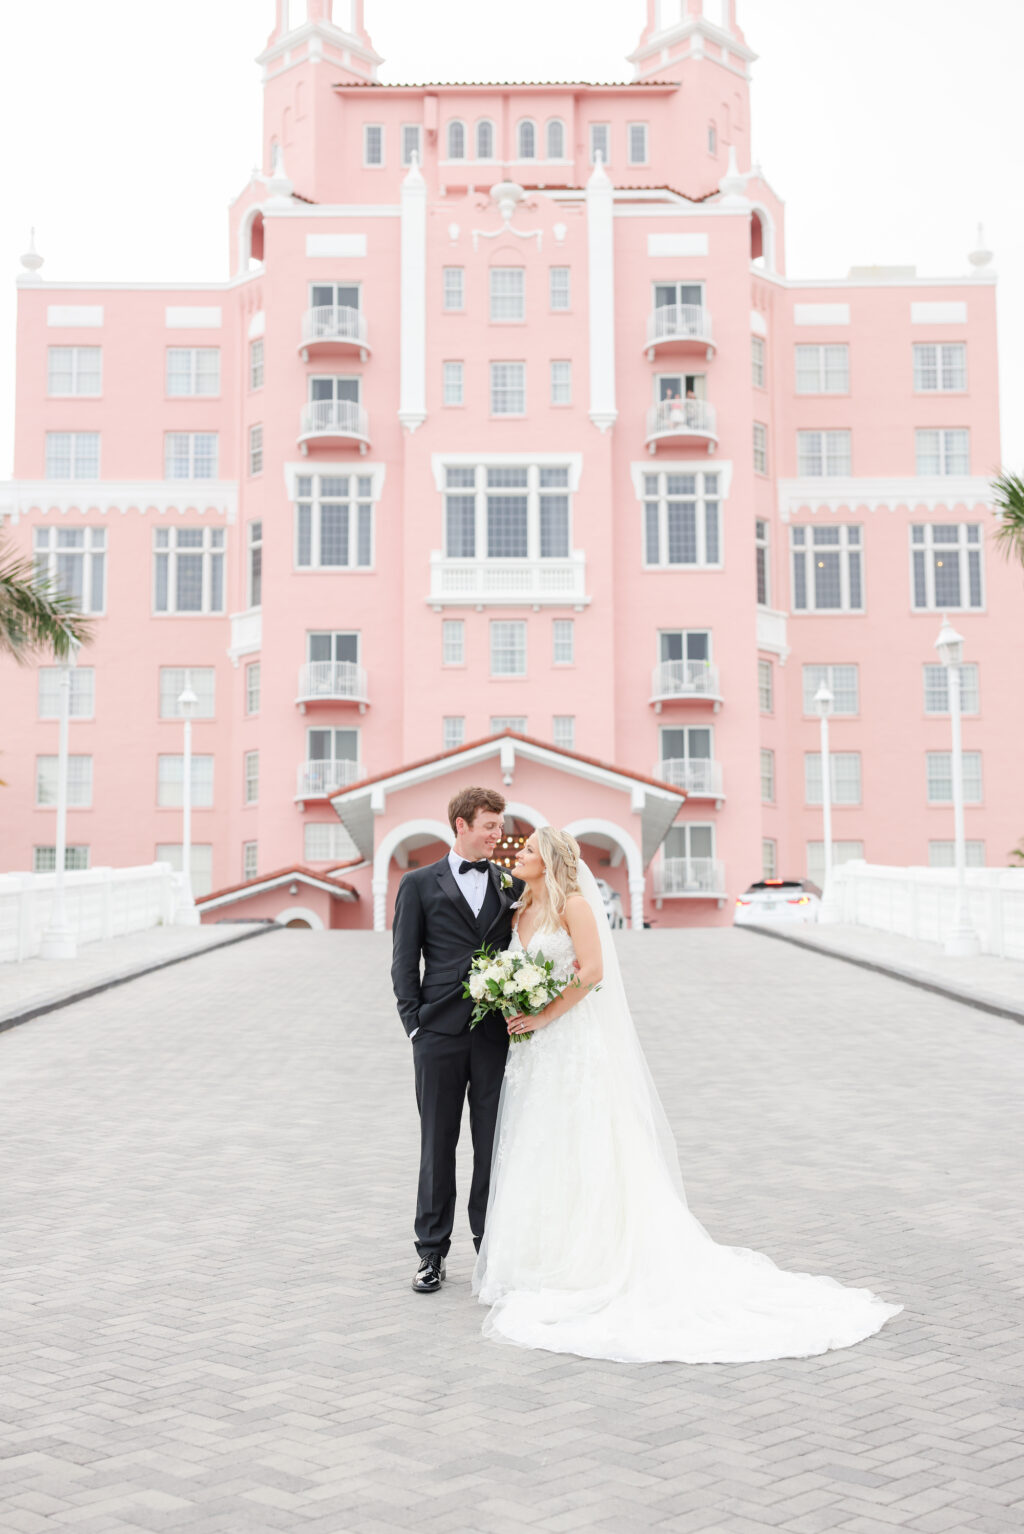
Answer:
2, 929, 1022, 1534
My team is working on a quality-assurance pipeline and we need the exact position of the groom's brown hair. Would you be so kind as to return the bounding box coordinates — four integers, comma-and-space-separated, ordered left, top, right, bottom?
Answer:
448, 785, 506, 834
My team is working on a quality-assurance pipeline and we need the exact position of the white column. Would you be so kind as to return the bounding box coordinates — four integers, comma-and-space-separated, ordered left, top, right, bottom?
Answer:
372, 878, 388, 933
629, 877, 646, 932
586, 154, 617, 433
39, 650, 78, 960
398, 153, 427, 433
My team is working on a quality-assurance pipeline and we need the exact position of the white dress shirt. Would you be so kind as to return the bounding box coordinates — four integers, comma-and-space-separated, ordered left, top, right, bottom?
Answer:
448, 847, 490, 916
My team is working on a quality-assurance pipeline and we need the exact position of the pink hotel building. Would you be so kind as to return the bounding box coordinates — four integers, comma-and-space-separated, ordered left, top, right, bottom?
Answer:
2, 0, 1015, 933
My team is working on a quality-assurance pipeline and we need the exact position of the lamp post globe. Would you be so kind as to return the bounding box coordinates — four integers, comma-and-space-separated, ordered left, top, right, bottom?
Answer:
175, 680, 201, 926
934, 616, 980, 957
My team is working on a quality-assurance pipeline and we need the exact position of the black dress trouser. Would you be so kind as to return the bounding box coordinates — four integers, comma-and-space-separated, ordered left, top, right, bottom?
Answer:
411, 1015, 509, 1259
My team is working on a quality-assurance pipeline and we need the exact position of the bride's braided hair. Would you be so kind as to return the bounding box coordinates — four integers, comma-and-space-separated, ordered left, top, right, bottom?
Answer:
518, 826, 583, 919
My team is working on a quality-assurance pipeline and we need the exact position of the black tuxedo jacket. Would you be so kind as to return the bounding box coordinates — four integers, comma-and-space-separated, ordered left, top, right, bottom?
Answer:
390, 856, 524, 1038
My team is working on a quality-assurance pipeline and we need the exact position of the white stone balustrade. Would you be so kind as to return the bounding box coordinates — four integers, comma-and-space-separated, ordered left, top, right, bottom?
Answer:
296, 759, 364, 799
298, 399, 370, 451
654, 857, 726, 897
428, 553, 589, 608
650, 659, 722, 706
296, 661, 369, 708
646, 397, 718, 450
300, 305, 369, 360
655, 758, 725, 798
830, 862, 1024, 961
645, 303, 714, 357
0, 863, 183, 963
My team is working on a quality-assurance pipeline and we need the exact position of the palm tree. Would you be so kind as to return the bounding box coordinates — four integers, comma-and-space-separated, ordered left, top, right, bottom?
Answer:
0, 534, 93, 662
991, 470, 1024, 571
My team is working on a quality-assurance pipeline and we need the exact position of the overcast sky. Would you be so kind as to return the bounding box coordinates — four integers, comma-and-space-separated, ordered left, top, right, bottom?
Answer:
2, 0, 1020, 479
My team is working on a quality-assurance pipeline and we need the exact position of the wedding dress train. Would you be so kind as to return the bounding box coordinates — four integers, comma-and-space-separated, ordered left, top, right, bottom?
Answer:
472, 867, 903, 1364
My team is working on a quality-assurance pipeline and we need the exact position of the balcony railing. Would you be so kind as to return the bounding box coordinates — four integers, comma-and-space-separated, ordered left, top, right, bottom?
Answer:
427, 553, 589, 609
645, 304, 715, 360
645, 398, 718, 454
654, 857, 726, 898
655, 758, 725, 800
300, 305, 369, 361
296, 758, 363, 800
298, 399, 370, 454
650, 659, 722, 712
296, 661, 369, 714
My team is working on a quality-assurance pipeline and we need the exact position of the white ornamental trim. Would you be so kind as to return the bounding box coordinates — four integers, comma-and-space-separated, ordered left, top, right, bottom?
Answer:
776, 475, 993, 522
911, 301, 967, 324
793, 303, 850, 326
1, 480, 238, 525
47, 305, 104, 327
306, 233, 368, 258
165, 306, 222, 329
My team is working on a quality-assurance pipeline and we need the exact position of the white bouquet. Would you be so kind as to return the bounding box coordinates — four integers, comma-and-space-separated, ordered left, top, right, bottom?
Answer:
462, 943, 565, 1044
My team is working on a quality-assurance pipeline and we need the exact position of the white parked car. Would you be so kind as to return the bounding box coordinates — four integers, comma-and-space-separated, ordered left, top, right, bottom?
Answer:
733, 878, 822, 926
594, 878, 626, 929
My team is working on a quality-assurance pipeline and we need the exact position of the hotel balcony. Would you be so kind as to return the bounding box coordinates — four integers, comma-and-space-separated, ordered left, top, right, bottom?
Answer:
299, 305, 370, 362
654, 857, 727, 905
298, 400, 370, 455
645, 304, 715, 361
427, 553, 589, 610
295, 758, 363, 802
295, 661, 369, 715
655, 758, 725, 806
645, 398, 718, 455
650, 660, 722, 713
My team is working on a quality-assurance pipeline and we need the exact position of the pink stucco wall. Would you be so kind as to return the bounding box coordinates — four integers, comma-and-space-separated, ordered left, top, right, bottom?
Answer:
1, 0, 1016, 930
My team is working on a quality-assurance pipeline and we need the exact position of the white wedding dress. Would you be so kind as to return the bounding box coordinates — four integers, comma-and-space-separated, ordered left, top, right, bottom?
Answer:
472, 866, 903, 1364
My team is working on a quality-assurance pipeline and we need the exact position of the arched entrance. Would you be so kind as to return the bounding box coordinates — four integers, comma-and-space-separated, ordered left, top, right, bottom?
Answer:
563, 819, 645, 930
372, 818, 453, 931
276, 905, 324, 930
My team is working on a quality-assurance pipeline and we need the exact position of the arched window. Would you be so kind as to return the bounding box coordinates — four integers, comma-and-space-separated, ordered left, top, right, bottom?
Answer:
517, 119, 536, 160
249, 212, 265, 267
447, 120, 466, 160
476, 119, 495, 159
545, 119, 565, 159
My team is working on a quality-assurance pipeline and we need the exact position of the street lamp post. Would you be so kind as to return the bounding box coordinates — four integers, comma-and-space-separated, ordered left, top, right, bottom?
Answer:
935, 616, 980, 957
175, 678, 201, 925
40, 638, 82, 959
814, 681, 841, 924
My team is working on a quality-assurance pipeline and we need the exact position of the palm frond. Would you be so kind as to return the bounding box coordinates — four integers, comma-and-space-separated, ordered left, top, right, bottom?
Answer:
989, 470, 1024, 568
0, 537, 93, 663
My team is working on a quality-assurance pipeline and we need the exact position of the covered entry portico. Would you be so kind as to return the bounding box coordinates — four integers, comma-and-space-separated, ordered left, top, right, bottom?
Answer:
327, 732, 685, 932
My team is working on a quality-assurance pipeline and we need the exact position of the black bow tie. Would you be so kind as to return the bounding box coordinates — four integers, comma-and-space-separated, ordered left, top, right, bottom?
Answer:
459, 859, 490, 875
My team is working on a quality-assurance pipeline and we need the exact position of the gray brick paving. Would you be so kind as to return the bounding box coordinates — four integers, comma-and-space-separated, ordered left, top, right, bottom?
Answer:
1, 929, 1022, 1533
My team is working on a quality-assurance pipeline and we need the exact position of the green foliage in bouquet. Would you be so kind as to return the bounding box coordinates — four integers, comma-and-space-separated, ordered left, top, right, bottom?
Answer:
462, 942, 566, 1043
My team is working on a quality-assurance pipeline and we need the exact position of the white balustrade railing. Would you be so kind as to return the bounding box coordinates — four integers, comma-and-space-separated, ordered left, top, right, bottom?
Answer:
646, 397, 717, 440
646, 303, 713, 348
656, 758, 724, 796
654, 857, 726, 896
301, 305, 367, 349
428, 553, 588, 607
296, 758, 363, 798
299, 399, 370, 442
650, 659, 721, 701
830, 862, 1024, 961
0, 863, 182, 963
296, 660, 368, 704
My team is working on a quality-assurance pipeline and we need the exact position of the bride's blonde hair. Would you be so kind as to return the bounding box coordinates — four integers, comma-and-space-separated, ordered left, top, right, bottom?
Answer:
518, 826, 583, 919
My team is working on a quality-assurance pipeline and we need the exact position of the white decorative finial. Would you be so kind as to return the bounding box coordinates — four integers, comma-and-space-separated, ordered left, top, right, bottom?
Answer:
20, 227, 44, 280
717, 145, 749, 206
266, 148, 294, 202
403, 150, 425, 187
587, 152, 611, 189
490, 178, 524, 223
968, 222, 994, 277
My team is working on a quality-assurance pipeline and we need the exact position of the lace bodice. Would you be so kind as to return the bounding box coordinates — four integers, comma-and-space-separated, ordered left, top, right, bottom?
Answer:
508, 918, 577, 983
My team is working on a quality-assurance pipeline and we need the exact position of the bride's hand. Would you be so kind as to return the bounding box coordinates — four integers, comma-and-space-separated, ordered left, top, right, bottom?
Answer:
508, 1011, 549, 1035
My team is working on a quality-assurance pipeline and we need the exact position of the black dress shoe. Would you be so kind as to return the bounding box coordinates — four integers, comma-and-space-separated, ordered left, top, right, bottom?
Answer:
412, 1255, 446, 1294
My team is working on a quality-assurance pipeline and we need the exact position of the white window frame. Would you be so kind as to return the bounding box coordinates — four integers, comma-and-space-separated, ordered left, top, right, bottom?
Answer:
34, 845, 90, 873
44, 432, 100, 479
304, 821, 358, 862
641, 468, 724, 570
38, 666, 95, 720
47, 346, 102, 397
922, 662, 979, 716
755, 517, 770, 606
804, 752, 862, 806
243, 841, 259, 880
154, 526, 225, 615
928, 840, 985, 869
806, 840, 864, 887
760, 748, 775, 804
443, 361, 464, 407
294, 471, 376, 572
158, 667, 216, 719
475, 119, 496, 159
490, 620, 527, 677
751, 335, 765, 390
36, 756, 93, 808
552, 715, 575, 750
246, 661, 261, 715
442, 266, 465, 312
791, 524, 864, 614
491, 716, 526, 733
155, 842, 213, 898
753, 421, 768, 475
166, 347, 220, 397
489, 267, 525, 323
627, 121, 649, 165
164, 432, 218, 480
552, 618, 574, 665
913, 342, 967, 393
926, 752, 982, 805
545, 119, 566, 159
446, 119, 467, 160
757, 658, 773, 713
516, 119, 537, 159
244, 750, 259, 806
490, 362, 526, 416
33, 526, 107, 614
795, 344, 849, 394
589, 122, 610, 164
550, 360, 572, 406
442, 619, 465, 665
249, 337, 264, 390
762, 838, 777, 879
249, 423, 263, 476
442, 717, 466, 750
442, 461, 574, 561
248, 519, 263, 608
796, 430, 852, 477
801, 663, 859, 717
401, 123, 422, 165
910, 523, 984, 612
363, 123, 385, 166
915, 429, 970, 476
549, 267, 571, 312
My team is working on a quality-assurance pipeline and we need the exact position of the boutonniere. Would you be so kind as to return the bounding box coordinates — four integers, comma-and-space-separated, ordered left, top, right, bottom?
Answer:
500, 871, 514, 891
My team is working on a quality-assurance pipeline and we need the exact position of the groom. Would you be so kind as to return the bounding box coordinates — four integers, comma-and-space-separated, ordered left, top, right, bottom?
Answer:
391, 787, 524, 1294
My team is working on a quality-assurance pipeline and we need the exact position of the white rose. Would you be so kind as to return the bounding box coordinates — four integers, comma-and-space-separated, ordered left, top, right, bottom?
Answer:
483, 966, 504, 986
528, 988, 548, 1009
502, 979, 520, 997
469, 974, 488, 1000
519, 964, 543, 989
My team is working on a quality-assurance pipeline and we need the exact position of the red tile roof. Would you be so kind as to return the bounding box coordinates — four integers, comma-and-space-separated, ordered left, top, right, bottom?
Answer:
196, 864, 359, 906
328, 730, 686, 803
333, 80, 679, 90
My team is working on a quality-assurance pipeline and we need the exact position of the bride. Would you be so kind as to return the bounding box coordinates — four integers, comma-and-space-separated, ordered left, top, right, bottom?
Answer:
472, 826, 904, 1364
